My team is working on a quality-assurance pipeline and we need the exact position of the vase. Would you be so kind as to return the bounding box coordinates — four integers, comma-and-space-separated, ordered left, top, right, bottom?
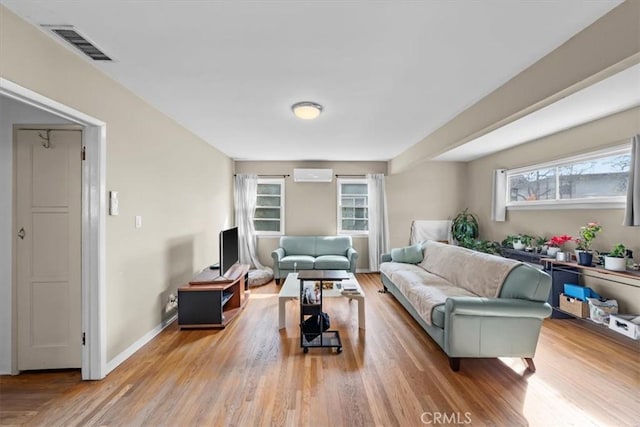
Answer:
578, 251, 593, 266
604, 256, 627, 271
547, 247, 560, 257
556, 251, 571, 262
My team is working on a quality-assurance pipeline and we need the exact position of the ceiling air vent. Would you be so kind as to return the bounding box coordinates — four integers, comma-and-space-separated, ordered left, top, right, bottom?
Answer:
43, 25, 112, 61
293, 169, 333, 183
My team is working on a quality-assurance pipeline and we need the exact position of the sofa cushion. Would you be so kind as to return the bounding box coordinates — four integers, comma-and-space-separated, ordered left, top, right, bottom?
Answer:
280, 237, 317, 256
280, 255, 315, 270
314, 255, 350, 270
390, 244, 423, 264
381, 261, 479, 325
404, 279, 477, 325
316, 236, 352, 256
381, 263, 451, 297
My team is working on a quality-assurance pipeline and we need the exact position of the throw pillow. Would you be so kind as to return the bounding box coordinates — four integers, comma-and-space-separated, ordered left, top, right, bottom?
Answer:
391, 243, 423, 264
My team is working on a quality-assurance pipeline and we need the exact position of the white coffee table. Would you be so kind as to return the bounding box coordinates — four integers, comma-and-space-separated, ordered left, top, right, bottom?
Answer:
278, 272, 365, 330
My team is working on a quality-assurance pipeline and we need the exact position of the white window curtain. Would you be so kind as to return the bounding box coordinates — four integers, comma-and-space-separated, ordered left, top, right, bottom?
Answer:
234, 174, 264, 269
623, 134, 640, 226
367, 173, 390, 272
491, 169, 507, 222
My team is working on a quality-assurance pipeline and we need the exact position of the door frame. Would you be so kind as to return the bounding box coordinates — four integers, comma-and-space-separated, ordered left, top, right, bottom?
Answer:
2, 78, 107, 380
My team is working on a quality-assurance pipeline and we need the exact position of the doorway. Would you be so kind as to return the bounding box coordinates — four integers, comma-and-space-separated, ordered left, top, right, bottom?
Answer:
1, 78, 106, 379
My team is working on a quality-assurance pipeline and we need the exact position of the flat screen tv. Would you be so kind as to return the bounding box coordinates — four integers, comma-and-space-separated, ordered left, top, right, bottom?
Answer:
220, 227, 239, 278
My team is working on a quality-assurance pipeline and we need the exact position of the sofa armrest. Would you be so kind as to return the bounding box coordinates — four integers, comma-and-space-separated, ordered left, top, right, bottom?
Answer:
271, 248, 285, 278
380, 253, 392, 263
271, 247, 285, 261
445, 297, 552, 319
347, 247, 359, 273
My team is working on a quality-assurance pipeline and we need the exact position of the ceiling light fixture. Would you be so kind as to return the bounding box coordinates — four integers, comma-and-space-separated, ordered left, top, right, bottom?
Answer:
292, 101, 323, 120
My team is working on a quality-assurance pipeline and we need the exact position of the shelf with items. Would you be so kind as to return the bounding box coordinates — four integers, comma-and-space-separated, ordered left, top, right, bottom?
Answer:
543, 259, 640, 342
177, 264, 250, 329
543, 259, 640, 288
298, 270, 350, 354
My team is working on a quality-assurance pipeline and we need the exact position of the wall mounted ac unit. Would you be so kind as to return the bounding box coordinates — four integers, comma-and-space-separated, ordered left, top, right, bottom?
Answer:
293, 168, 333, 183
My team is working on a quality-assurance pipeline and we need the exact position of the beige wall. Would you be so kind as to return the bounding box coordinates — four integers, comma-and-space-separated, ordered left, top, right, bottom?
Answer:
466, 107, 640, 312
1, 7, 233, 361
234, 161, 386, 270
386, 161, 468, 248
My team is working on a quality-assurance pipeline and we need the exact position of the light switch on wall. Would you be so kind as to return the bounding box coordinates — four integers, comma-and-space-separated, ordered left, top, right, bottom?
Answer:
109, 191, 119, 215
135, 215, 142, 228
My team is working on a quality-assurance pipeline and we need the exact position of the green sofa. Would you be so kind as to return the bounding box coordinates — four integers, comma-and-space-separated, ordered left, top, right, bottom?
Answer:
380, 240, 552, 372
271, 235, 358, 284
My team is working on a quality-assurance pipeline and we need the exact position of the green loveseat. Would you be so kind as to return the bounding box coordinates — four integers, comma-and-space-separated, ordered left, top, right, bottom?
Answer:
380, 240, 552, 372
271, 235, 358, 284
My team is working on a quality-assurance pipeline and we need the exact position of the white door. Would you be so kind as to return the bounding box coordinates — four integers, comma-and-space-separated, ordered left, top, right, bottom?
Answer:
16, 128, 82, 370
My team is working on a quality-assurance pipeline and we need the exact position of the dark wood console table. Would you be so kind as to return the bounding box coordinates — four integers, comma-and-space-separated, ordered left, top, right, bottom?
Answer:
178, 263, 250, 328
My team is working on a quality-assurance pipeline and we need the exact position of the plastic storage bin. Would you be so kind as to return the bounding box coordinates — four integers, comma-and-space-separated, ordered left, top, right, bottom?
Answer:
563, 283, 600, 300
608, 314, 640, 339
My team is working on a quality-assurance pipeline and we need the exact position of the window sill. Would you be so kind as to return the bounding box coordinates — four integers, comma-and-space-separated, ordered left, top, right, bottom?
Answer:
507, 201, 625, 211
338, 232, 369, 238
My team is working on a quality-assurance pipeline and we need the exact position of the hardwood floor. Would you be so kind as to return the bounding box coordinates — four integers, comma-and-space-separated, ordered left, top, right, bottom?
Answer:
1, 273, 639, 426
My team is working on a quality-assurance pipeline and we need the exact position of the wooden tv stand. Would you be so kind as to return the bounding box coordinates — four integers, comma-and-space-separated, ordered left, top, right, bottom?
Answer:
177, 264, 250, 329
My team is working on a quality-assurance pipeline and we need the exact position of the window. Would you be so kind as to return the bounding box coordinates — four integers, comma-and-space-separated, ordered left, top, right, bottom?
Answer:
254, 178, 284, 235
338, 179, 368, 234
506, 145, 631, 209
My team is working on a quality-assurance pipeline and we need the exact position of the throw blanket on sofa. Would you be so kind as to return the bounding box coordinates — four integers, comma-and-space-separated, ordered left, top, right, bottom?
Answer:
382, 241, 521, 325
420, 241, 520, 298
383, 263, 477, 325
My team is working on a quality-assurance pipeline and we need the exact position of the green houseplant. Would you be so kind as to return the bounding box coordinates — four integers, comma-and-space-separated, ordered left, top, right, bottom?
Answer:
451, 209, 479, 244
502, 234, 533, 251
574, 222, 602, 266
535, 236, 549, 253
574, 222, 602, 251
604, 243, 627, 271
458, 237, 502, 255
609, 243, 627, 257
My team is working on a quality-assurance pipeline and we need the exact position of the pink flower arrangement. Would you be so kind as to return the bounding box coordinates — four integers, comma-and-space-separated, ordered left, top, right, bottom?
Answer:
574, 222, 602, 251
547, 234, 572, 249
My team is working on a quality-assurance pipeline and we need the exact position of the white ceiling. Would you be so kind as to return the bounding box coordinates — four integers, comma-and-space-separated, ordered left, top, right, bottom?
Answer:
1, 0, 626, 162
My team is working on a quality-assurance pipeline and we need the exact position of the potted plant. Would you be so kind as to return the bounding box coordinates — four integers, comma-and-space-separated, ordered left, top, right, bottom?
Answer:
604, 243, 627, 271
502, 234, 533, 251
574, 222, 602, 266
459, 237, 502, 255
502, 234, 524, 250
546, 235, 572, 260
512, 238, 526, 250
535, 236, 549, 254
451, 209, 479, 244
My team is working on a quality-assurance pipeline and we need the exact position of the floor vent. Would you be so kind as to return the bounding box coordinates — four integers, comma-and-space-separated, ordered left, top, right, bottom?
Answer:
43, 25, 112, 61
